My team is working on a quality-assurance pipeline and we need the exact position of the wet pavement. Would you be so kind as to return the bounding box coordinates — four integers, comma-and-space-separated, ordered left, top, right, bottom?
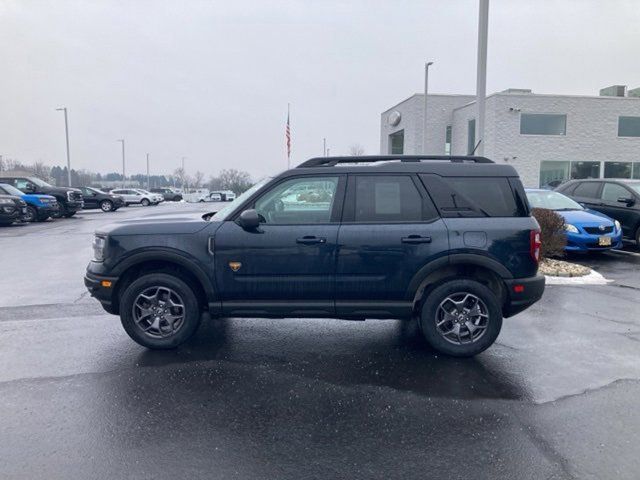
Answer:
1, 204, 640, 479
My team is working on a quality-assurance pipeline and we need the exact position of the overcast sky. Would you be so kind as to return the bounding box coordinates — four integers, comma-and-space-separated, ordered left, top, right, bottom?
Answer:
1, 0, 639, 180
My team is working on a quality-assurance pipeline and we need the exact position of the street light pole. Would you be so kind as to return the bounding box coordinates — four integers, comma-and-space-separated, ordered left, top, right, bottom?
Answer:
117, 139, 125, 187
423, 61, 434, 154
475, 0, 489, 156
323, 138, 327, 156
146, 153, 150, 189
56, 107, 72, 186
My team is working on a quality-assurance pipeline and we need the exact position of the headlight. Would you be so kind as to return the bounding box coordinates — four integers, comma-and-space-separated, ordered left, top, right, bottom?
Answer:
92, 235, 106, 262
615, 220, 621, 231
564, 224, 579, 233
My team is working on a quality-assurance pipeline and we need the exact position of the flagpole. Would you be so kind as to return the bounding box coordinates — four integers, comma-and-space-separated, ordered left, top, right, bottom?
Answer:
286, 103, 291, 169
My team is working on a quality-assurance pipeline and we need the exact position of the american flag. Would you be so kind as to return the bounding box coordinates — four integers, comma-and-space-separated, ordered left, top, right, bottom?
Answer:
285, 104, 291, 166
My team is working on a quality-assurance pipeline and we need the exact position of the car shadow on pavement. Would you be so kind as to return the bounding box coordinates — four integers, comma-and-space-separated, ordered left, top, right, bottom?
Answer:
131, 315, 528, 402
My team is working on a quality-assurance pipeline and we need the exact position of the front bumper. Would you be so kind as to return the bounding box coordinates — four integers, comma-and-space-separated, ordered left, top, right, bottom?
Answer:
565, 230, 623, 252
0, 205, 27, 223
37, 203, 60, 216
503, 274, 545, 318
84, 267, 119, 314
65, 200, 84, 212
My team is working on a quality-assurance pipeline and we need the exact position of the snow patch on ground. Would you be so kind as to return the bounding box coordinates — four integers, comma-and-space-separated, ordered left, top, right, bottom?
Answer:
545, 269, 611, 285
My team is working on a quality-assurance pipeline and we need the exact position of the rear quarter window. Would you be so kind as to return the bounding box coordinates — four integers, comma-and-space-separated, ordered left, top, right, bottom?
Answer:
420, 175, 525, 217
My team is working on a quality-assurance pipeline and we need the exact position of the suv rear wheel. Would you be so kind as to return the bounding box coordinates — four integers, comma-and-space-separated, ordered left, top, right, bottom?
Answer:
419, 279, 502, 357
119, 273, 202, 349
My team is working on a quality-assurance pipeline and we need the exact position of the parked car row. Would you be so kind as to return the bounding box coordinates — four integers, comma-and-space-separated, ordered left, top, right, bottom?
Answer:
524, 178, 640, 253
0, 174, 176, 226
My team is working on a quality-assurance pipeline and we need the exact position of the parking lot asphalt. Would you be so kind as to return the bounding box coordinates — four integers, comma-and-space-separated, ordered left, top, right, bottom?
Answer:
1, 204, 640, 480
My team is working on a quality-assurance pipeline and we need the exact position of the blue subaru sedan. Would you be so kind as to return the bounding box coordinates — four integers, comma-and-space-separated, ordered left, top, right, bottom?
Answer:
526, 189, 622, 252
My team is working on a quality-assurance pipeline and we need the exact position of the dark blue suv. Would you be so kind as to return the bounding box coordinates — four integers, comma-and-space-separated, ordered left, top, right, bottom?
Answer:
85, 156, 545, 357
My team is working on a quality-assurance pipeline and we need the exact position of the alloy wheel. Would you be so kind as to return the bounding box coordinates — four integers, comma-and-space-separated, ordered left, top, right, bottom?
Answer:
132, 286, 186, 339
435, 292, 489, 345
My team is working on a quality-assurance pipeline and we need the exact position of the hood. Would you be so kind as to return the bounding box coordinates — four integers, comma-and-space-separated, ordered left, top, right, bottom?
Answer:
0, 194, 21, 202
97, 211, 213, 236
556, 209, 615, 226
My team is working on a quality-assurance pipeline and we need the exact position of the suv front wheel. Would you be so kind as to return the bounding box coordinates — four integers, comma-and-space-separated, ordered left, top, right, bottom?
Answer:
419, 279, 502, 357
119, 273, 202, 349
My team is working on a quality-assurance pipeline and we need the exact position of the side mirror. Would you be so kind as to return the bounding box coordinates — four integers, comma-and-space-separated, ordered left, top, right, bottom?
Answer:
618, 196, 635, 206
237, 209, 261, 230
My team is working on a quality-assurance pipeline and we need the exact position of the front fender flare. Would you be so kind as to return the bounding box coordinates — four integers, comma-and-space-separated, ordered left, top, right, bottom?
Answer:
111, 248, 216, 301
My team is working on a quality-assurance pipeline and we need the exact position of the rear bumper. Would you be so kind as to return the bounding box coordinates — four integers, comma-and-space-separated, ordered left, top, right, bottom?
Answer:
84, 268, 119, 315
503, 274, 545, 318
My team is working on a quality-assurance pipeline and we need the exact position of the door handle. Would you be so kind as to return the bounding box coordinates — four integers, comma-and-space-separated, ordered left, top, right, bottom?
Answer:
296, 236, 326, 245
401, 235, 432, 244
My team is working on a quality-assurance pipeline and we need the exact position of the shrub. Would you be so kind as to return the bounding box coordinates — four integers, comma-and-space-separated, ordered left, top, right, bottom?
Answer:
531, 208, 567, 258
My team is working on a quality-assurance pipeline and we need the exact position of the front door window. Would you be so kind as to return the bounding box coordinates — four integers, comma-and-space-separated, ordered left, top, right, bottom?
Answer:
254, 176, 339, 224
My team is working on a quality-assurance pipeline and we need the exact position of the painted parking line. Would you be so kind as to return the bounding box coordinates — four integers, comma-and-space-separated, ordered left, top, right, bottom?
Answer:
611, 249, 640, 257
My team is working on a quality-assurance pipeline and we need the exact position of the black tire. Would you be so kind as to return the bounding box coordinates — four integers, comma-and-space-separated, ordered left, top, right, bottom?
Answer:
38, 215, 50, 222
24, 205, 38, 222
100, 200, 114, 212
419, 279, 502, 357
119, 273, 202, 349
141, 198, 150, 206
64, 211, 76, 218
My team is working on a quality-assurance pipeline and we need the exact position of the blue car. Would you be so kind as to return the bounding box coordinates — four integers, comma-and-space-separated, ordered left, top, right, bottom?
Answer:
0, 183, 59, 222
526, 189, 622, 252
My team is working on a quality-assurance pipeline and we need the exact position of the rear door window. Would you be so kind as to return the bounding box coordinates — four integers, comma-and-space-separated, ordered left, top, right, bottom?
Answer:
572, 182, 601, 199
420, 175, 523, 217
343, 175, 436, 223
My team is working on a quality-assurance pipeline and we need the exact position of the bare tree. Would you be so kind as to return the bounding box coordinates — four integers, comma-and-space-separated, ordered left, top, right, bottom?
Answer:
173, 167, 186, 189
193, 170, 205, 188
206, 175, 223, 191
348, 144, 365, 156
31, 161, 51, 179
218, 169, 253, 194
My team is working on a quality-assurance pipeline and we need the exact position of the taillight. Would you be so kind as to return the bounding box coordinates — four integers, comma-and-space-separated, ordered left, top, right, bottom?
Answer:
530, 230, 541, 263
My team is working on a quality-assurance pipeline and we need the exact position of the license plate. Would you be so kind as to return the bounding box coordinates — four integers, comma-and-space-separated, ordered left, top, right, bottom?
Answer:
598, 236, 612, 246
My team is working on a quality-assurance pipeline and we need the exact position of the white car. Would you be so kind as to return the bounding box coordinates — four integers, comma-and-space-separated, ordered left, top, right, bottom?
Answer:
110, 189, 162, 206
135, 189, 164, 205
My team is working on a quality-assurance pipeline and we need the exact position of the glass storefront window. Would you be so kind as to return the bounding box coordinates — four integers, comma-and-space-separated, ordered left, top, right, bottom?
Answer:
539, 161, 570, 188
604, 162, 632, 179
633, 163, 640, 180
571, 161, 600, 180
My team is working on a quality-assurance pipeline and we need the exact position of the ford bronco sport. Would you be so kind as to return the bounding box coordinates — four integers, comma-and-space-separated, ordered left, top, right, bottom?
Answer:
85, 155, 545, 357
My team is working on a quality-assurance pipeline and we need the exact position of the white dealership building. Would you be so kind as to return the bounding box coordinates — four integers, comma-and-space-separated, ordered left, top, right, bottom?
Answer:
380, 85, 640, 187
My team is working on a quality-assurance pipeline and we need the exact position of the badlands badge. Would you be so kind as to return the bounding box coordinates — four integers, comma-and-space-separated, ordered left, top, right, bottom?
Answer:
229, 262, 242, 272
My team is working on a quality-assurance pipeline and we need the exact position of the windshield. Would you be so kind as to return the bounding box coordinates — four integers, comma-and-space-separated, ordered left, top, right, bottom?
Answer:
527, 190, 583, 211
0, 183, 25, 196
28, 177, 51, 187
210, 177, 272, 221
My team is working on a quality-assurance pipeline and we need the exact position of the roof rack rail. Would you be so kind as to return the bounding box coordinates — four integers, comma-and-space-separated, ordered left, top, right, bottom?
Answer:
297, 155, 494, 168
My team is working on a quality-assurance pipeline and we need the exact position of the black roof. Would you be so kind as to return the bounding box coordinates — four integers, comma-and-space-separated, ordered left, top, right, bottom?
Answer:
288, 155, 518, 177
